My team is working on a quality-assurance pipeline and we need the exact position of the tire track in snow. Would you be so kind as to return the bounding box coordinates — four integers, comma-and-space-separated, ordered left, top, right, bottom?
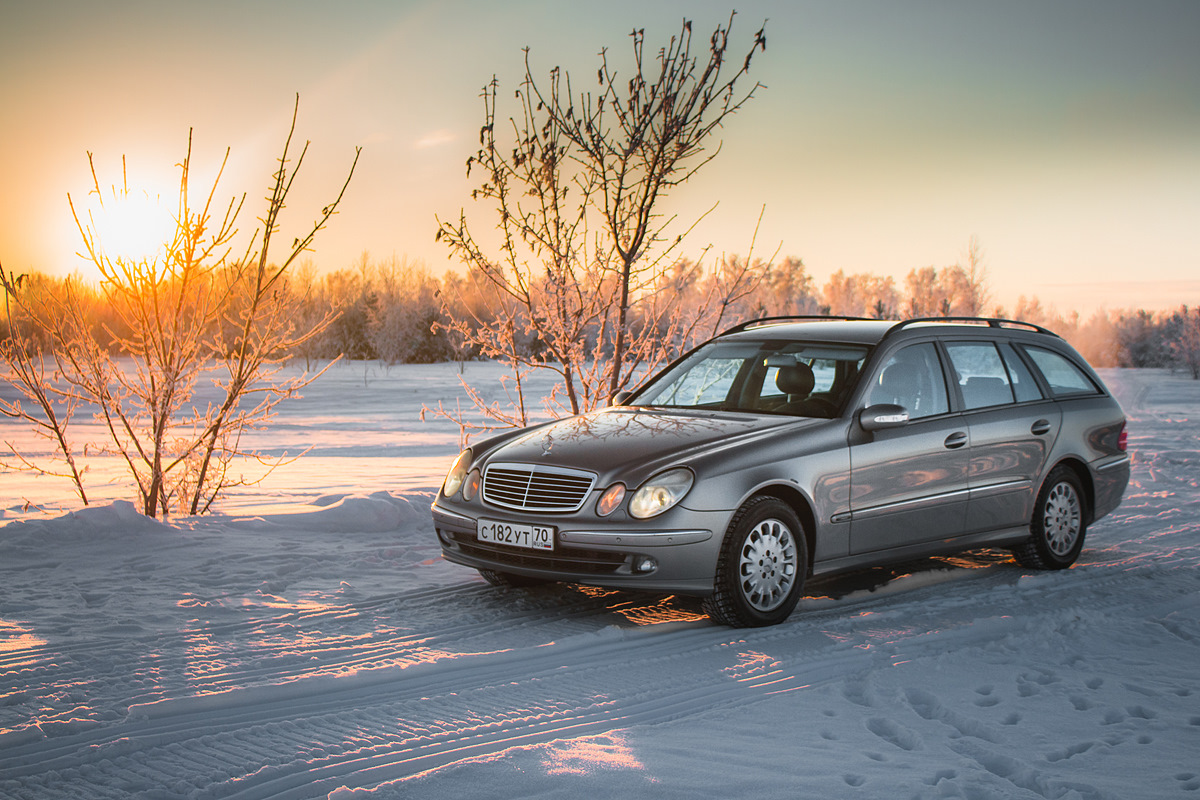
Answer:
3, 553, 1158, 800
1, 580, 641, 736
2, 616, 869, 800
4, 563, 979, 800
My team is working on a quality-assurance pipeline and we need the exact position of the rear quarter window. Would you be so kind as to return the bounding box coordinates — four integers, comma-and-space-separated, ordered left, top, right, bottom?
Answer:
1020, 345, 1100, 397
999, 342, 1044, 402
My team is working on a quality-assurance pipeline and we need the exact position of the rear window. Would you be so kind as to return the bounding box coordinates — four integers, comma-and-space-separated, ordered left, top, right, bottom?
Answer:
1020, 346, 1099, 397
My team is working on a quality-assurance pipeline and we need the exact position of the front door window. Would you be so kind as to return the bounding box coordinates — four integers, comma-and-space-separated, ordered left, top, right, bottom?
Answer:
867, 342, 949, 419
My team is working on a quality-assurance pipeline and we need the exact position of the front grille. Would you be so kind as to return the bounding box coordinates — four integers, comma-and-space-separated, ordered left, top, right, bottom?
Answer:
482, 462, 596, 512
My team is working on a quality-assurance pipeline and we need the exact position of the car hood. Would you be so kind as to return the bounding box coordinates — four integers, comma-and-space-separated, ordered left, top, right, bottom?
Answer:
480, 407, 808, 479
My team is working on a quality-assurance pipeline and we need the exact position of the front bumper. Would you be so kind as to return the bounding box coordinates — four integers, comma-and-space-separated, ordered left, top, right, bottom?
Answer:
431, 501, 725, 595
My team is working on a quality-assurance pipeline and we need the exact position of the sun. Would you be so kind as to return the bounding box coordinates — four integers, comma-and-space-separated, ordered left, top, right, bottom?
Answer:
90, 190, 176, 265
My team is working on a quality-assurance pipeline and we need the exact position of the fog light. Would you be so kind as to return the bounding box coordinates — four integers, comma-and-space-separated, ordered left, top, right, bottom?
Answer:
633, 556, 658, 573
463, 468, 481, 501
597, 483, 626, 516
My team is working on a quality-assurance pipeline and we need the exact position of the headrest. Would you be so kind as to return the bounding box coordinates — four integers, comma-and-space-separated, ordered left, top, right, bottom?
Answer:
775, 362, 816, 396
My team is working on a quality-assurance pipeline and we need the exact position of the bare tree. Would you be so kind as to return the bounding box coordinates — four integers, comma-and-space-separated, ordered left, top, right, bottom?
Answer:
900, 238, 992, 319
433, 14, 769, 434
0, 97, 359, 516
823, 270, 899, 318
0, 268, 89, 504
903, 266, 948, 318
1171, 306, 1200, 379
952, 235, 991, 316
758, 256, 821, 317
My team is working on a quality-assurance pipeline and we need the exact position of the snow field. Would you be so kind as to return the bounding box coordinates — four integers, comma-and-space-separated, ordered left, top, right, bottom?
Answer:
1, 363, 1198, 799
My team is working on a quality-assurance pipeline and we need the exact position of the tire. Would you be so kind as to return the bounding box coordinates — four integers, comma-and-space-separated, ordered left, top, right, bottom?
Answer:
703, 497, 808, 627
477, 568, 553, 588
1013, 466, 1087, 570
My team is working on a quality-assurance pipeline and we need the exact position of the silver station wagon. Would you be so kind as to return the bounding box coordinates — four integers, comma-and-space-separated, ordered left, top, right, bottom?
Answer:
432, 317, 1130, 627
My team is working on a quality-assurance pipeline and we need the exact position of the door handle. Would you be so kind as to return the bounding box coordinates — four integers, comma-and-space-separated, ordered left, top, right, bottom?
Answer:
944, 431, 968, 449
1031, 419, 1052, 436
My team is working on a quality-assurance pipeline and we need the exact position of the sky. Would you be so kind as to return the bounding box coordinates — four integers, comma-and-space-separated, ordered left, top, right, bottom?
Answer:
2, 0, 1198, 316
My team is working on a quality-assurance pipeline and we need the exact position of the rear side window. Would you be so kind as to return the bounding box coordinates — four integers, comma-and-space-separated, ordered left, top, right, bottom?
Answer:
999, 343, 1044, 403
945, 342, 1015, 409
1021, 346, 1099, 397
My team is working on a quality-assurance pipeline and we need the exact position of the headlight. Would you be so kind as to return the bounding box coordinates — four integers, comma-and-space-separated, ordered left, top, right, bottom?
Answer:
629, 468, 694, 519
441, 449, 472, 498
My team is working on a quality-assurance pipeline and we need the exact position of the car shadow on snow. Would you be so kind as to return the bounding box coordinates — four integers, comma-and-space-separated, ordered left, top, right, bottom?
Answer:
804, 548, 1018, 600
482, 548, 1024, 626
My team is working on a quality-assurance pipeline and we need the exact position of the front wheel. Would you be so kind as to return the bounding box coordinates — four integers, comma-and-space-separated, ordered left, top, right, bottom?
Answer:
1013, 466, 1087, 570
704, 497, 808, 627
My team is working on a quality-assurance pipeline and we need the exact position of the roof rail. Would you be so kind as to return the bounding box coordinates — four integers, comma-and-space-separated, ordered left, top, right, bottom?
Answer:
719, 315, 874, 337
886, 316, 1060, 338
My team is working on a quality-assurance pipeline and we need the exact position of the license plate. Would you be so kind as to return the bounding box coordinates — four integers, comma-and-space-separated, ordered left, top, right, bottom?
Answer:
477, 519, 555, 551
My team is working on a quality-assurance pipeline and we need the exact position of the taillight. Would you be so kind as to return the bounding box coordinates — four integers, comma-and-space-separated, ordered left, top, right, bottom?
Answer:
1117, 421, 1127, 452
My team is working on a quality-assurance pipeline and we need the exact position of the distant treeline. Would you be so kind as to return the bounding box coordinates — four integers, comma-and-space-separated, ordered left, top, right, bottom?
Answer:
4, 252, 1198, 377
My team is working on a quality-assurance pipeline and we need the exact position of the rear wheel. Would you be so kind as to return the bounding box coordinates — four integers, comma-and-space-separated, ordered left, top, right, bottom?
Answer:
1013, 466, 1087, 570
477, 568, 553, 588
704, 497, 808, 627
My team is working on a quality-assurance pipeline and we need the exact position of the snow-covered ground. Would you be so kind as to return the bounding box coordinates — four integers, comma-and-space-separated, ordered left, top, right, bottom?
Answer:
2, 363, 1198, 799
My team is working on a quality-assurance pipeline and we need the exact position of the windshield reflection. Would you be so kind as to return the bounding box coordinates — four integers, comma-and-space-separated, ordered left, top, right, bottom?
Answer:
514, 404, 755, 450
631, 339, 867, 419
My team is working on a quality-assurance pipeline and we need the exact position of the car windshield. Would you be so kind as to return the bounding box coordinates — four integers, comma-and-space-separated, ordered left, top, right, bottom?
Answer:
632, 339, 869, 418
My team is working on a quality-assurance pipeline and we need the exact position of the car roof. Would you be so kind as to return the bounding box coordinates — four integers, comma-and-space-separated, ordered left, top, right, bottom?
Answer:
719, 317, 1060, 347
721, 319, 894, 345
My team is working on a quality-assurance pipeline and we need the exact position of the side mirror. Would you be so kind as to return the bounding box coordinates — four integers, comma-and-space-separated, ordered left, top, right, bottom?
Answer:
611, 391, 633, 406
859, 404, 909, 431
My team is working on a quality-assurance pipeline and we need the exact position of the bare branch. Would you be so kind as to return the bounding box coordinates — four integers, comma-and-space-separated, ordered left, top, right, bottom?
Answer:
1, 99, 358, 517
437, 16, 771, 427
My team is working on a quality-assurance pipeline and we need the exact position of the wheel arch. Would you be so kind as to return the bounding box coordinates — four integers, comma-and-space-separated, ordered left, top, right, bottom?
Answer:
746, 483, 817, 576
1047, 457, 1095, 524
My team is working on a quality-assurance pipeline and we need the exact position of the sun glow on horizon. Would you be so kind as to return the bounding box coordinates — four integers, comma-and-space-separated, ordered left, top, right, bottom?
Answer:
84, 190, 176, 267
